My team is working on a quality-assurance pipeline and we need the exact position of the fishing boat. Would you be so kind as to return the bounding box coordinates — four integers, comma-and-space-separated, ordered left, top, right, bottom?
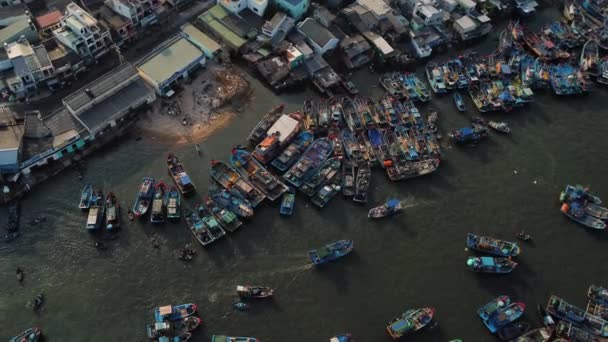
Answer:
379, 96, 400, 127
9, 327, 41, 342
449, 126, 488, 144
546, 295, 586, 324
79, 184, 93, 209
211, 336, 259, 342
184, 209, 214, 246
478, 296, 512, 321
167, 154, 196, 197
204, 197, 243, 232
515, 230, 531, 241
311, 175, 342, 208
197, 205, 227, 241
409, 73, 431, 102
247, 104, 284, 144
328, 124, 344, 161
308, 239, 354, 265
302, 99, 316, 132
426, 109, 439, 135
211, 160, 266, 207
283, 138, 333, 187
588, 285, 608, 306
467, 233, 521, 257
554, 320, 603, 342
587, 300, 608, 321
133, 177, 155, 218
271, 131, 314, 172
253, 113, 302, 164
466, 256, 518, 274
167, 186, 181, 221
386, 307, 435, 340
230, 148, 289, 202
329, 333, 352, 342
537, 304, 555, 328
341, 129, 364, 166
280, 191, 295, 216
353, 162, 370, 203
561, 184, 602, 204
549, 64, 586, 96
147, 316, 201, 339
86, 190, 104, 230
585, 202, 608, 220
598, 57, 608, 85
341, 78, 359, 95
483, 302, 526, 333
488, 121, 511, 133
341, 161, 355, 197
151, 181, 168, 224
357, 133, 375, 165
236, 285, 274, 298
561, 202, 607, 229
367, 127, 390, 166
342, 97, 363, 132
380, 74, 406, 99
300, 158, 341, 197
318, 99, 330, 132
355, 97, 375, 128
498, 322, 531, 341
426, 62, 448, 94
105, 192, 120, 230
329, 97, 344, 124
154, 303, 197, 322
367, 97, 387, 126
580, 39, 600, 77
209, 187, 254, 219
368, 199, 402, 219
512, 327, 552, 342
453, 93, 466, 112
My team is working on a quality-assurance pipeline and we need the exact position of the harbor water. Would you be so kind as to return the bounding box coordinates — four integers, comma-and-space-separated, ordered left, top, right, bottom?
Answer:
2, 7, 608, 342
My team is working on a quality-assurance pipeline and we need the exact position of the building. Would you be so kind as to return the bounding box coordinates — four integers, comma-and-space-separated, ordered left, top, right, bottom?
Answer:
197, 6, 247, 52
274, 0, 309, 20
180, 23, 221, 60
0, 107, 23, 174
356, 0, 391, 19
262, 11, 286, 38
412, 4, 445, 26
53, 3, 113, 60
0, 0, 33, 8
453, 12, 491, 41
340, 34, 373, 69
217, 0, 268, 16
285, 45, 303, 69
4, 37, 55, 98
297, 17, 339, 55
312, 4, 335, 28
105, 0, 165, 27
35, 10, 63, 36
0, 15, 38, 46
137, 36, 205, 97
97, 6, 137, 45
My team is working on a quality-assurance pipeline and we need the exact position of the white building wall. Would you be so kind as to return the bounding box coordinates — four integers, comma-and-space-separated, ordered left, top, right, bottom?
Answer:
248, 0, 267, 16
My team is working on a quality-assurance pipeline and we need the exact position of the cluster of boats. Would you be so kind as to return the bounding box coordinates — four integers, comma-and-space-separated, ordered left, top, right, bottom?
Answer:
559, 184, 607, 230
466, 233, 520, 274
79, 185, 121, 231
146, 303, 204, 341
379, 72, 430, 102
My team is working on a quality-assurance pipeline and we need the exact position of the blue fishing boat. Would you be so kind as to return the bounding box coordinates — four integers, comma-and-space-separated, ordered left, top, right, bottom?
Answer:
154, 303, 197, 322
560, 184, 602, 204
329, 333, 352, 342
342, 97, 364, 132
449, 126, 488, 144
280, 191, 295, 216
86, 190, 104, 230
379, 96, 400, 127
546, 295, 608, 337
467, 233, 521, 257
10, 327, 41, 342
197, 205, 227, 241
341, 129, 364, 166
560, 201, 606, 230
453, 93, 466, 112
184, 209, 214, 246
308, 239, 354, 265
210, 186, 254, 219
588, 285, 608, 306
549, 64, 587, 95
204, 197, 243, 232
466, 256, 518, 274
133, 177, 155, 218
367, 127, 391, 166
283, 138, 333, 187
386, 307, 435, 339
300, 158, 341, 197
105, 193, 120, 230
368, 199, 402, 219
478, 295, 512, 321
150, 181, 168, 224
211, 336, 259, 342
166, 186, 181, 221
211, 160, 265, 207
167, 153, 196, 197
79, 184, 93, 209
231, 147, 289, 201
311, 181, 342, 208
271, 131, 314, 172
426, 62, 448, 94
483, 302, 526, 333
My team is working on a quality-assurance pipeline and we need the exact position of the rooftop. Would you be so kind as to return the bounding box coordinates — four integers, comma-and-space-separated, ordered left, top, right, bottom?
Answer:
281, 0, 306, 5
298, 17, 336, 48
181, 23, 221, 54
0, 17, 35, 45
138, 36, 203, 84
35, 10, 63, 29
200, 10, 247, 49
357, 0, 391, 16
0, 108, 23, 150
455, 15, 477, 32
5, 40, 33, 59
97, 6, 129, 30
263, 11, 287, 32
42, 107, 85, 137
34, 45, 53, 68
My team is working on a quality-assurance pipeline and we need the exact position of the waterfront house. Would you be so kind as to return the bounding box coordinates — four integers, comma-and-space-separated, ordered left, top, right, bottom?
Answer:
340, 33, 373, 69
4, 37, 56, 98
97, 6, 137, 46
453, 12, 491, 41
297, 17, 339, 55
274, 0, 309, 20
0, 107, 23, 174
105, 0, 165, 27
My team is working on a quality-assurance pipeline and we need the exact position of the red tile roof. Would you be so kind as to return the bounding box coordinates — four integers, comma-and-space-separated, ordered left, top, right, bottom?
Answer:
35, 10, 62, 29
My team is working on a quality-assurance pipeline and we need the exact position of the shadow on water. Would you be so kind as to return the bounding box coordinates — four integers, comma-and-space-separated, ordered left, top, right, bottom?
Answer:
312, 252, 362, 292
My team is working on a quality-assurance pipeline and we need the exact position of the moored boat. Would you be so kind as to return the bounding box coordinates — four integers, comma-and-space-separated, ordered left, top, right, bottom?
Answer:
353, 162, 370, 203
230, 148, 289, 202
184, 209, 214, 246
283, 138, 333, 187
488, 121, 511, 133
483, 302, 525, 333
133, 177, 155, 217
86, 190, 104, 230
9, 327, 41, 342
302, 99, 316, 132
512, 327, 552, 342
79, 184, 93, 209
318, 99, 330, 132
300, 158, 341, 197
211, 160, 265, 207
554, 320, 601, 342
585, 202, 608, 220
209, 187, 254, 219
426, 62, 448, 94
545, 295, 585, 324
328, 124, 344, 160
449, 126, 488, 144
311, 179, 342, 208
105, 192, 120, 230
498, 322, 531, 341
341, 129, 364, 166
453, 92, 466, 112
252, 113, 302, 164
271, 131, 314, 172
478, 296, 512, 321
466, 233, 521, 257
341, 161, 355, 197
561, 184, 602, 204
329, 333, 352, 342
466, 256, 518, 274
367, 127, 391, 166
197, 205, 227, 241
368, 199, 402, 219
146, 316, 201, 339
537, 303, 555, 328
308, 239, 354, 265
167, 186, 181, 221
580, 39, 600, 77
167, 154, 196, 197
247, 104, 284, 144
151, 181, 168, 224
204, 197, 243, 232
561, 202, 606, 230
386, 307, 435, 340
154, 303, 197, 322
236, 285, 274, 298
280, 191, 295, 216
342, 97, 363, 132
588, 285, 608, 306
211, 336, 259, 342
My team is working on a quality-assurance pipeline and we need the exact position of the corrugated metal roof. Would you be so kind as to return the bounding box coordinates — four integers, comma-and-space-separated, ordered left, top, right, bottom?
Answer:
298, 18, 336, 48
181, 23, 221, 53
0, 108, 22, 150
138, 37, 203, 84
0, 17, 35, 45
206, 18, 246, 48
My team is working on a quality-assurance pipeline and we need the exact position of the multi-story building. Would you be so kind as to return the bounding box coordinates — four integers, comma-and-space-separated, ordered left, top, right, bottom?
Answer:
4, 37, 55, 98
274, 0, 309, 20
217, 0, 268, 16
53, 3, 113, 60
105, 0, 165, 27
98, 6, 137, 45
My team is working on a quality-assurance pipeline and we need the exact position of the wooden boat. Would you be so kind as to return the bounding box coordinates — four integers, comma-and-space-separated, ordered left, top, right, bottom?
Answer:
9, 327, 41, 342
197, 205, 227, 241
167, 154, 196, 197
561, 202, 606, 229
341, 78, 359, 95
386, 307, 435, 339
554, 320, 605, 342
271, 131, 314, 172
253, 113, 302, 164
211, 336, 259, 342
426, 62, 448, 94
585, 203, 608, 220
588, 285, 608, 306
204, 197, 243, 232
209, 185, 254, 219
318, 99, 330, 132
498, 322, 531, 341
341, 161, 355, 197
356, 133, 375, 165
537, 303, 556, 328
512, 327, 552, 342
368, 199, 402, 219
280, 191, 295, 216
466, 233, 521, 257
353, 162, 370, 203
342, 97, 363, 132
230, 148, 289, 202
341, 129, 364, 166
154, 303, 197, 322
488, 121, 511, 133
133, 178, 155, 218
300, 158, 341, 197
355, 97, 375, 128
580, 39, 600, 77
380, 73, 407, 99
184, 209, 214, 246
147, 316, 201, 339
167, 186, 181, 221
328, 124, 344, 161
79, 184, 93, 209
561, 184, 602, 204
598, 57, 608, 85
449, 126, 488, 144
86, 190, 104, 230
587, 300, 608, 321
283, 138, 333, 188
453, 92, 466, 112
329, 97, 344, 124
105, 192, 120, 230
247, 104, 284, 144
483, 302, 526, 333
546, 295, 586, 324
308, 239, 354, 265
367, 97, 387, 126
237, 285, 274, 298
150, 181, 168, 224
466, 256, 518, 274
302, 99, 316, 132
367, 127, 390, 166
211, 160, 265, 207
478, 296, 512, 321
311, 173, 342, 208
